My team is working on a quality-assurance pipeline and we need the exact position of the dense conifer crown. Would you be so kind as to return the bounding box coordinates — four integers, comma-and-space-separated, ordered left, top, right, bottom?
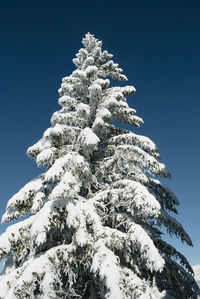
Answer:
0, 33, 199, 298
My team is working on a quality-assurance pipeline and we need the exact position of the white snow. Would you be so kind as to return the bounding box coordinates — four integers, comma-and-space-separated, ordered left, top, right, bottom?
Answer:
66, 198, 103, 238
27, 137, 52, 158
0, 244, 75, 298
92, 116, 105, 130
36, 147, 57, 167
44, 155, 67, 182
58, 95, 75, 107
127, 220, 165, 272
82, 56, 94, 70
0, 216, 34, 258
109, 132, 158, 154
77, 103, 90, 119
193, 264, 200, 282
31, 199, 66, 246
94, 78, 110, 89
115, 144, 170, 177
0, 235, 11, 256
2, 175, 44, 223
89, 82, 102, 98
121, 85, 136, 96
91, 240, 123, 299
45, 152, 88, 184
93, 179, 161, 219
60, 82, 74, 93
96, 107, 111, 120
78, 127, 100, 152
103, 97, 119, 109
49, 171, 80, 200
85, 65, 98, 77
71, 69, 86, 80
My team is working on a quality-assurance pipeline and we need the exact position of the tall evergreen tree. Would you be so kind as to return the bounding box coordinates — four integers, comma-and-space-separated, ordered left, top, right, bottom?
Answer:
0, 33, 199, 299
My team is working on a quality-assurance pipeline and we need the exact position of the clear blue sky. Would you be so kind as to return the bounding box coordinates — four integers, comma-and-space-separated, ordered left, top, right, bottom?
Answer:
0, 0, 199, 267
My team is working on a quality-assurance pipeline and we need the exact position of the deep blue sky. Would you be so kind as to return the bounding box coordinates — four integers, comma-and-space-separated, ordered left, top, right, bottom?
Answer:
0, 0, 199, 267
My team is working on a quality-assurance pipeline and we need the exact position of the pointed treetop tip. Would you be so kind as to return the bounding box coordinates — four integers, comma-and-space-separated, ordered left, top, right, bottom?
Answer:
82, 32, 102, 49
83, 32, 98, 42
85, 32, 95, 38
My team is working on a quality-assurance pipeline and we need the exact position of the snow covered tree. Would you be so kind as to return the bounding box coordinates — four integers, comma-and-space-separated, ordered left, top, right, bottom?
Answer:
0, 33, 199, 298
